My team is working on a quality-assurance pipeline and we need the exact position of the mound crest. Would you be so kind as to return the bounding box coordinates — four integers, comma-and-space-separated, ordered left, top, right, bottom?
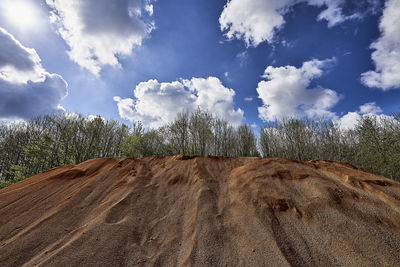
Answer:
1, 156, 400, 266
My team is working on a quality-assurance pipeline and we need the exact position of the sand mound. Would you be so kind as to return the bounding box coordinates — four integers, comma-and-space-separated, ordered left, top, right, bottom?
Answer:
1, 156, 400, 266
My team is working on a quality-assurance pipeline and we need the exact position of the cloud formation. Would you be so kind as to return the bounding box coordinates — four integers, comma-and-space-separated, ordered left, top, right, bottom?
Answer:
219, 0, 362, 46
361, 0, 400, 90
257, 58, 341, 121
0, 27, 67, 120
0, 28, 44, 83
114, 77, 244, 128
46, 0, 155, 75
335, 102, 388, 130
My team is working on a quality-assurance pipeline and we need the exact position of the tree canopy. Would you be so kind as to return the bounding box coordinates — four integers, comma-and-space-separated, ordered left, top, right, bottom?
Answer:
1, 110, 399, 188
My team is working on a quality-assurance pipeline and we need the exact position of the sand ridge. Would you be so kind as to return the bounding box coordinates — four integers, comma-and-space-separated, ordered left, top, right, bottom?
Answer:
0, 156, 400, 266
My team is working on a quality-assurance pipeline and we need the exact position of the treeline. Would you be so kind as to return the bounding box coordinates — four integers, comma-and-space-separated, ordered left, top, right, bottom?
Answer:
260, 116, 400, 181
0, 109, 259, 188
1, 109, 399, 188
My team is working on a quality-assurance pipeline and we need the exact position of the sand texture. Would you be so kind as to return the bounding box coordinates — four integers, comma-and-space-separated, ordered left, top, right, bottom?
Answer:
1, 156, 400, 266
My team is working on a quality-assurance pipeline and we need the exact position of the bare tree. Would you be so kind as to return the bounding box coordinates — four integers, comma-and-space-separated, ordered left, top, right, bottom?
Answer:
188, 108, 213, 155
2, 110, 400, 189
168, 110, 190, 154
236, 125, 259, 157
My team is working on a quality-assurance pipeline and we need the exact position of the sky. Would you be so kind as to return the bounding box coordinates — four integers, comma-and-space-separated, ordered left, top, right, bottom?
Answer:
0, 0, 399, 129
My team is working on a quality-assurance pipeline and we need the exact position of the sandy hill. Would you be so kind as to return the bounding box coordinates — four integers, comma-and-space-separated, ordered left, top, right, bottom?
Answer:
0, 156, 400, 266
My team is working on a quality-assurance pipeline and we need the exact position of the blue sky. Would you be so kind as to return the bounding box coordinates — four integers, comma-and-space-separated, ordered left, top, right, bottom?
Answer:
0, 0, 399, 129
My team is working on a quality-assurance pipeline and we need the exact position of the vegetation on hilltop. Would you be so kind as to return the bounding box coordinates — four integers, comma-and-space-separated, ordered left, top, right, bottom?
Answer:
1, 109, 399, 188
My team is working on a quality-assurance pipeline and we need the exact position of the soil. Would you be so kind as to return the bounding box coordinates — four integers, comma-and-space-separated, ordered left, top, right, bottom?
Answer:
1, 156, 400, 266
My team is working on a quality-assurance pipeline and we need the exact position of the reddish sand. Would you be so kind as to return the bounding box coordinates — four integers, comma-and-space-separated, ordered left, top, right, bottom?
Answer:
1, 156, 400, 266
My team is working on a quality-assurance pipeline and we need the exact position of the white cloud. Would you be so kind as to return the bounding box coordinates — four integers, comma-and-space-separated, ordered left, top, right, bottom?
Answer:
219, 0, 361, 46
114, 77, 244, 128
244, 97, 253, 102
0, 27, 67, 120
0, 27, 44, 83
145, 3, 154, 16
309, 0, 359, 27
219, 0, 291, 46
359, 101, 383, 114
361, 0, 400, 90
335, 102, 390, 130
46, 0, 155, 75
336, 111, 362, 130
257, 58, 341, 121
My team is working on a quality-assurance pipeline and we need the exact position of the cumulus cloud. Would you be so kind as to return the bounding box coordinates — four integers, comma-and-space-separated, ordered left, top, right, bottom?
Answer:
361, 0, 400, 90
358, 101, 382, 114
114, 77, 244, 128
336, 111, 362, 130
219, 0, 362, 46
335, 102, 389, 130
0, 28, 44, 83
0, 27, 67, 120
257, 58, 341, 121
219, 0, 291, 46
46, 0, 155, 75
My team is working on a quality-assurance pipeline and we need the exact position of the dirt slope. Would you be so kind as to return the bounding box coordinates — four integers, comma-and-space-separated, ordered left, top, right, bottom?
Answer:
1, 156, 400, 266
